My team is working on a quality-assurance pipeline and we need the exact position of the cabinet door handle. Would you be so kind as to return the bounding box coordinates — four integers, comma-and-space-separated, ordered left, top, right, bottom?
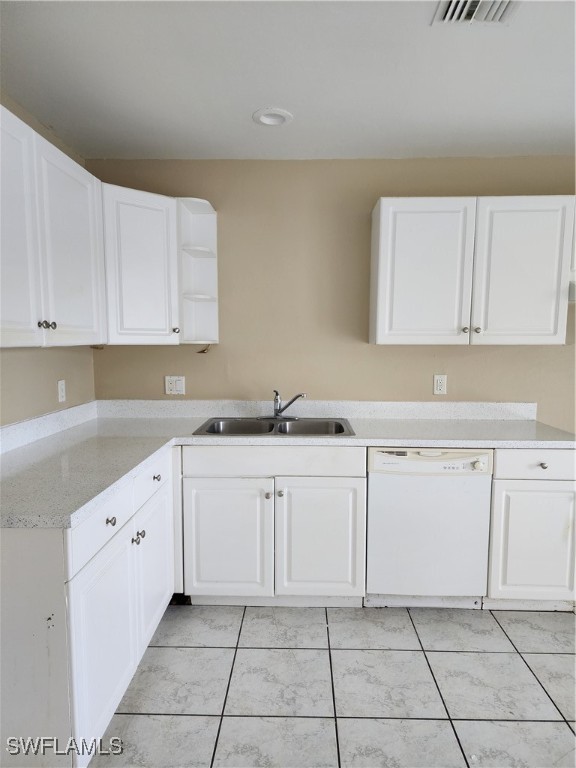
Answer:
106, 516, 117, 527
131, 535, 141, 545
474, 327, 482, 333
277, 490, 284, 498
172, 327, 180, 334
539, 462, 549, 469
264, 492, 272, 499
38, 320, 50, 329
137, 529, 146, 539
462, 327, 470, 333
153, 474, 162, 481
49, 321, 57, 330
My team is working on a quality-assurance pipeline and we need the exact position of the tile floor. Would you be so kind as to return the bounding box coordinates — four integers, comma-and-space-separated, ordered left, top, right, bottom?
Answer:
93, 606, 576, 768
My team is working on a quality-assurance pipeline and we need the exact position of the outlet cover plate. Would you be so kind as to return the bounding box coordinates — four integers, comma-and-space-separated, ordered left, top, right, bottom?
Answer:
165, 375, 185, 395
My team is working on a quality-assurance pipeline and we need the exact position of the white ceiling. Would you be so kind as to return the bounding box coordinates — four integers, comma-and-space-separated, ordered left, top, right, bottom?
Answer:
1, 0, 574, 159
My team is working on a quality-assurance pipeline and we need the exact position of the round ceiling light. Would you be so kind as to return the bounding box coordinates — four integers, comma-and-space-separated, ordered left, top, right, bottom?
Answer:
252, 107, 294, 127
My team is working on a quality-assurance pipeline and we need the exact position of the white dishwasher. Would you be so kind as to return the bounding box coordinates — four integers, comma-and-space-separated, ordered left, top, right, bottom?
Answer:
366, 448, 493, 598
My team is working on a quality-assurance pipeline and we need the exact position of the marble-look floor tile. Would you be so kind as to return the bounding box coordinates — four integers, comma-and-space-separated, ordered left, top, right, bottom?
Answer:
410, 608, 515, 652
493, 611, 576, 653
225, 648, 334, 716
331, 650, 446, 718
327, 608, 420, 650
428, 652, 561, 720
150, 605, 244, 647
213, 717, 338, 767
118, 647, 234, 715
523, 653, 576, 720
239, 607, 328, 648
338, 718, 466, 767
454, 720, 576, 768
91, 714, 219, 767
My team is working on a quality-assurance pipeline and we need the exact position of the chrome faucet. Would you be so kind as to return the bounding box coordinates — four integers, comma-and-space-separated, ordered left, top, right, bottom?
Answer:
273, 389, 307, 418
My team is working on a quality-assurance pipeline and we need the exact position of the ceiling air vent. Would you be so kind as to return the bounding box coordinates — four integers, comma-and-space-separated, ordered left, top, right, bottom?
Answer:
433, 0, 515, 24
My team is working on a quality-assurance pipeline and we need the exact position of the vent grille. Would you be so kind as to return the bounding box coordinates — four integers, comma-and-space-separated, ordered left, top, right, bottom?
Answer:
433, 0, 515, 24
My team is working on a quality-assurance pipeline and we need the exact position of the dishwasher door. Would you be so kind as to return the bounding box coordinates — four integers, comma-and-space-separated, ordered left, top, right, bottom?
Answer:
366, 448, 493, 597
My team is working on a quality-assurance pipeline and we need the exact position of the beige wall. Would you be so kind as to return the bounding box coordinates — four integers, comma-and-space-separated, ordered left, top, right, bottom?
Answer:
0, 347, 95, 426
86, 157, 576, 433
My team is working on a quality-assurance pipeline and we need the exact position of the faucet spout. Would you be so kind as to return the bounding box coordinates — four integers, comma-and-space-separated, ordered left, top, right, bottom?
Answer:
273, 390, 307, 418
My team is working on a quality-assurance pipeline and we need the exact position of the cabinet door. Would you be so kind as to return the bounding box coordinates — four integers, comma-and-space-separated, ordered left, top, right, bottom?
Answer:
67, 525, 137, 764
35, 135, 106, 345
0, 107, 44, 347
103, 183, 179, 344
183, 478, 274, 596
489, 479, 576, 600
472, 196, 575, 344
275, 477, 366, 596
133, 483, 175, 653
370, 197, 476, 344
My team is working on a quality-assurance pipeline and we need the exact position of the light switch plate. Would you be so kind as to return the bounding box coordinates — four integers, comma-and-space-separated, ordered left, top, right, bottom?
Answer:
165, 375, 185, 395
57, 379, 66, 403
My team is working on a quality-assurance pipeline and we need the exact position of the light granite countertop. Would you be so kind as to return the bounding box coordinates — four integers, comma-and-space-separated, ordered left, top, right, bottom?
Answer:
1, 404, 574, 530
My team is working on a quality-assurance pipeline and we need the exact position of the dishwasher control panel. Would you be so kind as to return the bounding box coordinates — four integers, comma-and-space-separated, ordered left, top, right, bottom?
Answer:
369, 448, 493, 475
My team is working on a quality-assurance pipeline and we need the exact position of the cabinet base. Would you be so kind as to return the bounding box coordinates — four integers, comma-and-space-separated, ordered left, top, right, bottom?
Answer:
188, 595, 363, 607
482, 597, 575, 612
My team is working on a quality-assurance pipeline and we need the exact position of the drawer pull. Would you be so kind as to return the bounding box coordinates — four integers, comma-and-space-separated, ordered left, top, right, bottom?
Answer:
49, 321, 57, 330
137, 529, 146, 539
153, 474, 162, 482
131, 536, 141, 545
105, 516, 117, 527
539, 462, 549, 469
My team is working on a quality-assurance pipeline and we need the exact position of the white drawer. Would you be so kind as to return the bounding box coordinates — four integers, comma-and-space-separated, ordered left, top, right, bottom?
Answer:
65, 482, 134, 579
134, 450, 172, 510
494, 449, 575, 480
182, 446, 366, 477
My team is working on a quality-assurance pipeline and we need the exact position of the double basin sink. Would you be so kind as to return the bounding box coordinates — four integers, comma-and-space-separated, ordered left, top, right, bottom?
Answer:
194, 417, 355, 436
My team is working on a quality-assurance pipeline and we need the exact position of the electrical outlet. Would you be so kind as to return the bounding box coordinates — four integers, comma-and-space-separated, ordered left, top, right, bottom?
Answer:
433, 374, 447, 396
57, 379, 66, 403
165, 375, 186, 395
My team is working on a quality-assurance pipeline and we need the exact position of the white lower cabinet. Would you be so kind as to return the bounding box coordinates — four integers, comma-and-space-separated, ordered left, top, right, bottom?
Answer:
489, 479, 575, 601
183, 478, 275, 597
67, 524, 137, 765
275, 477, 366, 596
182, 449, 367, 600
488, 449, 576, 601
0, 449, 175, 768
134, 484, 175, 647
68, 480, 174, 766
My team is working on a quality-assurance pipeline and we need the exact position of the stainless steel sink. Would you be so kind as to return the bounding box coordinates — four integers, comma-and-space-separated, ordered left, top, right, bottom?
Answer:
194, 417, 354, 436
276, 419, 353, 435
202, 418, 275, 435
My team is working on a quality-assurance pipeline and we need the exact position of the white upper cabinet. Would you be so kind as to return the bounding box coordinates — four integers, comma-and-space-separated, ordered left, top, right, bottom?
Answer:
178, 198, 219, 344
103, 183, 180, 344
370, 195, 575, 345
472, 196, 575, 344
0, 108, 43, 347
35, 135, 106, 346
370, 197, 477, 345
1, 107, 106, 347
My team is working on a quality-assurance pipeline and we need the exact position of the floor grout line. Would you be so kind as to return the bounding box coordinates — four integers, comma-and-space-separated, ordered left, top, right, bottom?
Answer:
325, 607, 342, 768
407, 607, 471, 768
209, 606, 246, 768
